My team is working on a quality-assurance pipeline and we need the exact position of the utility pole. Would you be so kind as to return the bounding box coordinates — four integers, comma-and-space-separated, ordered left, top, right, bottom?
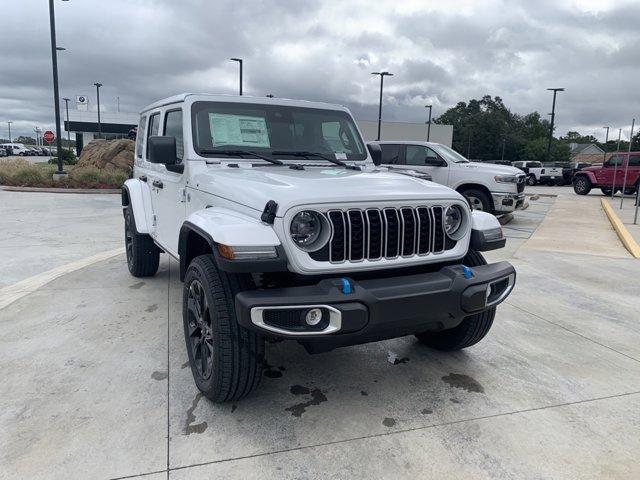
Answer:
425, 104, 432, 141
602, 126, 609, 163
7, 121, 12, 142
94, 82, 103, 138
230, 58, 243, 95
545, 88, 564, 164
371, 71, 393, 141
620, 118, 635, 209
612, 128, 622, 199
48, 0, 66, 175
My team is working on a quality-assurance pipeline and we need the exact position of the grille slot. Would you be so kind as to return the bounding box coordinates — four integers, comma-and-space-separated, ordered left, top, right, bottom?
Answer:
319, 205, 454, 263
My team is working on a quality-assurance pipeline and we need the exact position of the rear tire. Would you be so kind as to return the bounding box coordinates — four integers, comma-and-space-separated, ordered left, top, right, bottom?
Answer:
124, 204, 160, 277
183, 255, 264, 403
573, 176, 591, 195
601, 188, 613, 196
461, 188, 493, 213
526, 174, 536, 186
414, 249, 496, 351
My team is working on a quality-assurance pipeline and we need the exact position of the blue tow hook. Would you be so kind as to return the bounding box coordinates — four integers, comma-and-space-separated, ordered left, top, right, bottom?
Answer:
340, 278, 352, 294
462, 265, 474, 279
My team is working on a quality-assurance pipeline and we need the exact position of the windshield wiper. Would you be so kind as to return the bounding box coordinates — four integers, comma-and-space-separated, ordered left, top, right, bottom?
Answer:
271, 150, 360, 170
200, 149, 283, 166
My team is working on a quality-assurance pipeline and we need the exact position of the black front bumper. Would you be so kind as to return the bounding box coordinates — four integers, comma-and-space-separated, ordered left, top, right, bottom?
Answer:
236, 261, 516, 353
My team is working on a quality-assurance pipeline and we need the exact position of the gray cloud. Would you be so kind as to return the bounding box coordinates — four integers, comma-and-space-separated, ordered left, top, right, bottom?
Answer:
1, 0, 639, 141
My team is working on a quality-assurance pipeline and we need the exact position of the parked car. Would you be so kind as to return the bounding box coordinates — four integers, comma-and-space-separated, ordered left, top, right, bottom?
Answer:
573, 152, 640, 195
0, 143, 30, 156
540, 162, 567, 185
122, 93, 516, 402
369, 141, 526, 214
561, 162, 591, 185
0, 147, 6, 157
512, 161, 545, 186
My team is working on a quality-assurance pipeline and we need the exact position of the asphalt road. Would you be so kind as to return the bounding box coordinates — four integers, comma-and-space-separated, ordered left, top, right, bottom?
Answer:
1, 187, 639, 479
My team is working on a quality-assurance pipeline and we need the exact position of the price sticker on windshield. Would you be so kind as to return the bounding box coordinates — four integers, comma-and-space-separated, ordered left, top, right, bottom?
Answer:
335, 152, 347, 160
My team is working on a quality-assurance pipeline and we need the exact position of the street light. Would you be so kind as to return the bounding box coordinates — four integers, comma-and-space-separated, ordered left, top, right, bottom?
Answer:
94, 82, 103, 139
230, 58, 243, 95
612, 127, 622, 199
7, 121, 12, 142
371, 71, 393, 141
545, 87, 564, 164
602, 126, 610, 163
425, 104, 432, 141
48, 0, 68, 175
62, 98, 71, 151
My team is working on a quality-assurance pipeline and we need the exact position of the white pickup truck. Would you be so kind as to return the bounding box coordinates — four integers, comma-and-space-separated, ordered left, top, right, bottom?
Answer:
370, 141, 526, 214
122, 93, 516, 402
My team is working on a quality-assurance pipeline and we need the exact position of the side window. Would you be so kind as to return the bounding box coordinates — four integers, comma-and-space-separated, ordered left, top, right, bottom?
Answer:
380, 144, 402, 164
405, 145, 438, 166
605, 155, 623, 167
145, 113, 160, 159
164, 110, 184, 162
135, 116, 147, 158
628, 155, 640, 166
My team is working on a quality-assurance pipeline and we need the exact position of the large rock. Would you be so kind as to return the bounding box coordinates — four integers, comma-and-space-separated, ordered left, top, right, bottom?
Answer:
75, 139, 135, 173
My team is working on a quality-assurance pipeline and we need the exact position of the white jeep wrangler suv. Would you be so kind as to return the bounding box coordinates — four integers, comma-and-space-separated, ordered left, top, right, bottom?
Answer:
122, 94, 516, 402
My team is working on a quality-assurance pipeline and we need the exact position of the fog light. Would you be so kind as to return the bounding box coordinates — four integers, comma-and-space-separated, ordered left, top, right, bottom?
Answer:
305, 308, 323, 326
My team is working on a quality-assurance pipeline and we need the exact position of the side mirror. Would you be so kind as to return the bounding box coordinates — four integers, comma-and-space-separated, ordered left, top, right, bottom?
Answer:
367, 143, 382, 166
148, 136, 177, 165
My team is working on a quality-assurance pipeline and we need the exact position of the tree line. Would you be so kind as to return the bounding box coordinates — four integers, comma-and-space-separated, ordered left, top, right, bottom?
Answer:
433, 95, 640, 162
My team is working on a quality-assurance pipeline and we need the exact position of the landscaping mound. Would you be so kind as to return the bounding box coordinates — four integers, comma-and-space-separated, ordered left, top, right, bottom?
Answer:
75, 139, 135, 174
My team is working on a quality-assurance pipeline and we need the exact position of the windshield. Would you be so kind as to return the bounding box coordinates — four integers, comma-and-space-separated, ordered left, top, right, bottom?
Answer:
191, 101, 367, 161
433, 144, 469, 163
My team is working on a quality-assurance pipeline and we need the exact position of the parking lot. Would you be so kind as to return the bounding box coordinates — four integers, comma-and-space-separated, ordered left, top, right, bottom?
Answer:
2, 187, 640, 479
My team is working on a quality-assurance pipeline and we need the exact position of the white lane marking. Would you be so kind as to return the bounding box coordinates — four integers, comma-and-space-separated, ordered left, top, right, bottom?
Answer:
0, 247, 125, 310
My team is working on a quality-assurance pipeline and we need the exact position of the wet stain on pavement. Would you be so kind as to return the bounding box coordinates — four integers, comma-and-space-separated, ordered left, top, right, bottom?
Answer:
185, 393, 208, 435
361, 390, 368, 396
263, 361, 283, 378
382, 417, 396, 427
145, 304, 158, 312
151, 371, 167, 381
421, 408, 433, 415
285, 386, 327, 417
442, 373, 485, 394
450, 398, 461, 404
129, 282, 145, 290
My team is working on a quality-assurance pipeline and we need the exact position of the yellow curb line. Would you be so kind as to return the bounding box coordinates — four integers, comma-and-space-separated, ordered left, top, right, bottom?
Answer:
600, 198, 640, 259
0, 247, 125, 310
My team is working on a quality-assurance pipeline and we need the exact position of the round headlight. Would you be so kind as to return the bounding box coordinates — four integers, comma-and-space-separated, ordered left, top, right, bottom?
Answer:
444, 205, 463, 236
290, 211, 324, 250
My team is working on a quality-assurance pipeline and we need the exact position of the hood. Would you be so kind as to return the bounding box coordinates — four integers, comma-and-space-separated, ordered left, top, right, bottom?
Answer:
581, 165, 600, 172
462, 162, 524, 176
191, 165, 463, 215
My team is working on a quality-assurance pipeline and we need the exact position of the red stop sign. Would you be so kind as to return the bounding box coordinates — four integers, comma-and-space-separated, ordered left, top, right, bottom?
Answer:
43, 131, 55, 143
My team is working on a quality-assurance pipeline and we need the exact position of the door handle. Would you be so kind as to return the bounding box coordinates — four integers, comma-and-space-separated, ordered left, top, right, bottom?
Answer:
139, 175, 147, 182
152, 180, 164, 189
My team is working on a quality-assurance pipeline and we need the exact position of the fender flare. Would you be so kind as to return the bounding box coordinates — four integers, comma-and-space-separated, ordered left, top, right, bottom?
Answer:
178, 207, 284, 280
574, 171, 596, 184
122, 179, 152, 234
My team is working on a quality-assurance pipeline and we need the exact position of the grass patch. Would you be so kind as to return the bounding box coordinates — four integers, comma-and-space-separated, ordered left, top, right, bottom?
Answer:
0, 159, 127, 189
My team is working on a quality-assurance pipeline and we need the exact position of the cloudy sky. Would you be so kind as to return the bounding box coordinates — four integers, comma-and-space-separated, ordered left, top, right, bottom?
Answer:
1, 0, 639, 141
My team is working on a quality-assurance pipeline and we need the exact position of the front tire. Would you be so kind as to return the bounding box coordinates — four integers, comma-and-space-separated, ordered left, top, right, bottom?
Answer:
573, 176, 591, 195
461, 188, 493, 213
183, 255, 264, 403
414, 250, 496, 351
124, 205, 160, 277
526, 174, 536, 186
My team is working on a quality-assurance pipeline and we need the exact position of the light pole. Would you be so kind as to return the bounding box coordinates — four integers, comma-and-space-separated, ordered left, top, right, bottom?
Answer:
620, 118, 635, 209
94, 82, 103, 139
371, 71, 393, 141
48, 0, 68, 175
62, 98, 71, 150
7, 121, 12, 142
545, 88, 564, 164
230, 58, 243, 95
467, 129, 472, 158
425, 104, 432, 141
602, 126, 610, 163
501, 136, 506, 161
611, 128, 622, 199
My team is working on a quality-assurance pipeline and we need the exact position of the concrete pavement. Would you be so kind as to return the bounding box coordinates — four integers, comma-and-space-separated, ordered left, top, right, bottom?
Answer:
2, 188, 640, 479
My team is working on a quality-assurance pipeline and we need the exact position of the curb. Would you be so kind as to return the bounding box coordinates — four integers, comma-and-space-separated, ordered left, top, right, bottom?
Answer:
0, 185, 120, 194
600, 198, 640, 259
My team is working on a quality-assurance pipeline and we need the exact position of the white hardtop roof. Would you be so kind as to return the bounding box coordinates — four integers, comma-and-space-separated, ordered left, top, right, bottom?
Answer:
371, 140, 444, 148
140, 93, 348, 114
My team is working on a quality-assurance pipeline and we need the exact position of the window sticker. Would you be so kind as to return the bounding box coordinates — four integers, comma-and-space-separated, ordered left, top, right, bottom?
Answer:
209, 113, 270, 147
335, 152, 347, 160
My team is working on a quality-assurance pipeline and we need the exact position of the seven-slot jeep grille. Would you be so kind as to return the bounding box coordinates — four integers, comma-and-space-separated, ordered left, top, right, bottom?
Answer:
309, 206, 451, 263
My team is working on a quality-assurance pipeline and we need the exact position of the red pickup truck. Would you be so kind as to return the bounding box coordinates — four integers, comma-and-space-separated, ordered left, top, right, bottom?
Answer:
573, 152, 640, 195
